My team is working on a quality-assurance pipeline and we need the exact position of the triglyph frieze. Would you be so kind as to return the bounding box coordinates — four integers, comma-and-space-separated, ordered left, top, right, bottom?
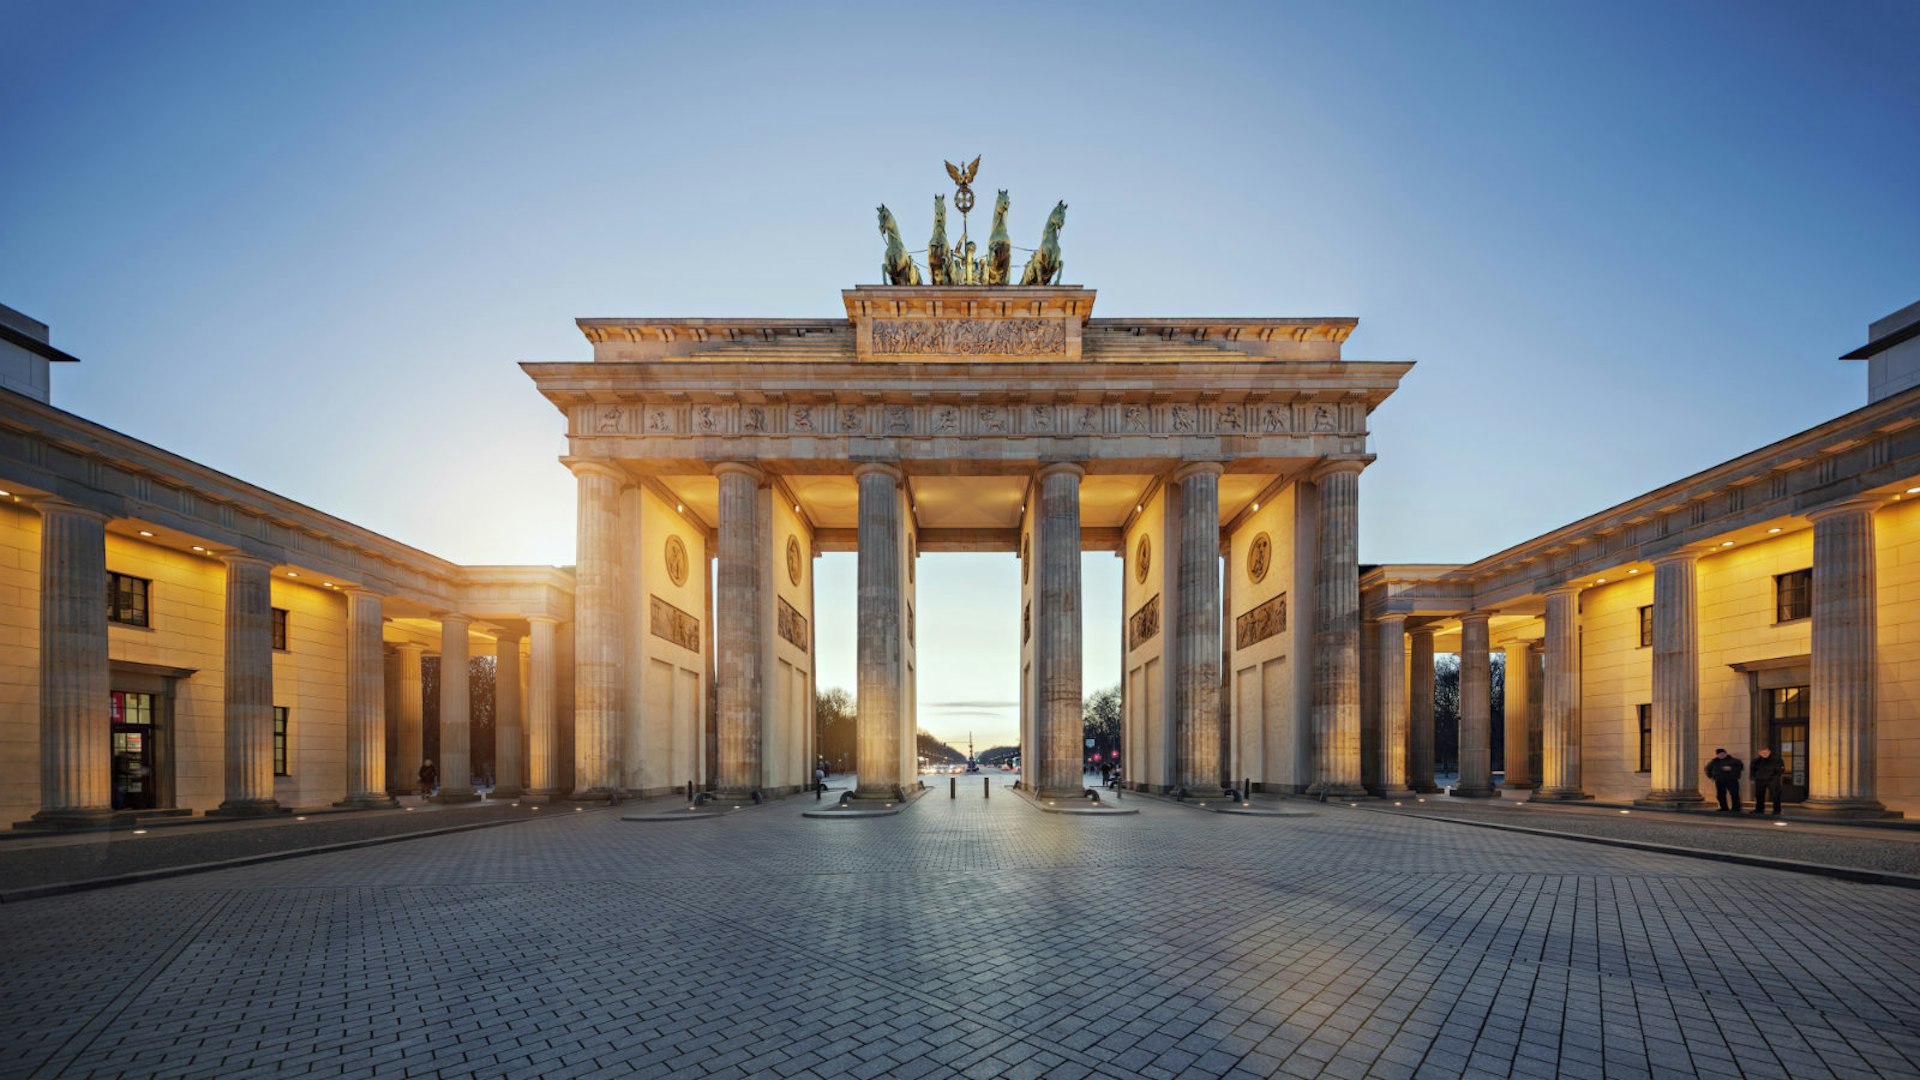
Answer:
871, 318, 1066, 356
573, 400, 1362, 439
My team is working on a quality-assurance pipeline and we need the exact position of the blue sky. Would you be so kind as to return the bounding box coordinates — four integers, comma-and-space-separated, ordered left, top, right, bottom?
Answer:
5, 0, 1917, 749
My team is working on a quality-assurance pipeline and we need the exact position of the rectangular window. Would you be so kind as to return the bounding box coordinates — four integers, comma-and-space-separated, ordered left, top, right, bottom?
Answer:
1636, 704, 1652, 773
1638, 605, 1653, 648
107, 573, 150, 627
273, 706, 290, 776
271, 608, 288, 651
1775, 569, 1812, 622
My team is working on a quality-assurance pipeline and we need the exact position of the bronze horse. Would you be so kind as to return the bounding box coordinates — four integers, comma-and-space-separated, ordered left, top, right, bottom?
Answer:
927, 195, 952, 286
984, 190, 1012, 286
878, 205, 922, 286
1020, 200, 1066, 286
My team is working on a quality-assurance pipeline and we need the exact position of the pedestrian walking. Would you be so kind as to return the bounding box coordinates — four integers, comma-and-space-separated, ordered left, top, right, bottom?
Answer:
418, 758, 438, 797
1704, 748, 1744, 812
1751, 747, 1784, 815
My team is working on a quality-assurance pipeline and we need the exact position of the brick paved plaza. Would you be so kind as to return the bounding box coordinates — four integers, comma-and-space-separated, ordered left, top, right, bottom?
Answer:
4, 781, 1919, 1080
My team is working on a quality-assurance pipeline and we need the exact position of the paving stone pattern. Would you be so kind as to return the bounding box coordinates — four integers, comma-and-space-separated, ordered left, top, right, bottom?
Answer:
2, 783, 1917, 1080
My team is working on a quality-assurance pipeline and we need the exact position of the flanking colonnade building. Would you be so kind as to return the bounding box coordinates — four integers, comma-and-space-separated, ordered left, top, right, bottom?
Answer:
2, 286, 1917, 826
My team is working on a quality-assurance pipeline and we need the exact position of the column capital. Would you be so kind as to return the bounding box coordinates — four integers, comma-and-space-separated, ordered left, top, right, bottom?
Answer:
1408, 624, 1437, 642
564, 458, 629, 485
494, 629, 524, 646
712, 461, 767, 484
1458, 610, 1492, 628
220, 551, 276, 571
1543, 582, 1585, 599
1377, 612, 1409, 629
851, 461, 904, 483
436, 611, 472, 629
1649, 547, 1702, 567
1034, 461, 1086, 483
1308, 458, 1368, 482
27, 496, 110, 523
1168, 461, 1222, 483
1805, 494, 1887, 523
527, 614, 560, 628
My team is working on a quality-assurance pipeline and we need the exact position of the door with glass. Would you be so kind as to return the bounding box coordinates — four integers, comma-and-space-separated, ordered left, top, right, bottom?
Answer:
1767, 685, 1810, 804
110, 690, 158, 811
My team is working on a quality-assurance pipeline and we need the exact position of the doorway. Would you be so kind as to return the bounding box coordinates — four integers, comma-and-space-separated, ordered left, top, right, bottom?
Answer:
109, 690, 158, 811
1766, 685, 1810, 804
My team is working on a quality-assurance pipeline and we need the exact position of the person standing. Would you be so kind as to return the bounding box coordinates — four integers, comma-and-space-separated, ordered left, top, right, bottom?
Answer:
1704, 748, 1744, 812
418, 758, 438, 798
1751, 747, 1785, 815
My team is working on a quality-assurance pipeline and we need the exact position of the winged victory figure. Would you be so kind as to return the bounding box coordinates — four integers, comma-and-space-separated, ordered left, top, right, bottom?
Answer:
945, 156, 981, 186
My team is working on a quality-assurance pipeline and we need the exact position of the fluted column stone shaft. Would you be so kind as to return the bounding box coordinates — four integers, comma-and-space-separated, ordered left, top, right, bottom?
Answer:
217, 554, 281, 815
854, 464, 904, 798
338, 589, 394, 807
715, 462, 765, 796
392, 643, 425, 794
433, 614, 478, 802
1409, 628, 1439, 793
1535, 586, 1591, 799
1312, 462, 1366, 796
1173, 463, 1224, 797
33, 501, 113, 825
1502, 640, 1532, 790
493, 631, 524, 798
1455, 613, 1495, 797
1645, 551, 1704, 806
1806, 500, 1884, 815
1378, 615, 1413, 798
571, 461, 625, 798
526, 617, 560, 800
1034, 464, 1086, 800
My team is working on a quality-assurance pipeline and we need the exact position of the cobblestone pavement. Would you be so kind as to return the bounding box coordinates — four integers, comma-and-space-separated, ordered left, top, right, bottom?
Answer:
3, 780, 1918, 1080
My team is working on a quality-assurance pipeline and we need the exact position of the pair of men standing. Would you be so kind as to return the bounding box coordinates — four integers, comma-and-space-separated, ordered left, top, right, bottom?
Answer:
1705, 748, 1786, 815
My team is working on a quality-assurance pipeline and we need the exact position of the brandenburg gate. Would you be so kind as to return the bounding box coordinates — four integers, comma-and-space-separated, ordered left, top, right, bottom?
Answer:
522, 174, 1409, 806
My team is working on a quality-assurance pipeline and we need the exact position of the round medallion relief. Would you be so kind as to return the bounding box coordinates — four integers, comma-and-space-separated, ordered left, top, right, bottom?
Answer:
1135, 535, 1151, 584
786, 536, 803, 586
1247, 532, 1272, 584
664, 534, 689, 587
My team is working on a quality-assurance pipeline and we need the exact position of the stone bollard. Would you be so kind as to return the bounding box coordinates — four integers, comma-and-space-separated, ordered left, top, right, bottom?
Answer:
984, 777, 990, 799
950, 776, 956, 799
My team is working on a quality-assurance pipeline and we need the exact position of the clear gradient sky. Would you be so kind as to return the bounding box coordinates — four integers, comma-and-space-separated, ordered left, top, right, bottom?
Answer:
5, 0, 1917, 751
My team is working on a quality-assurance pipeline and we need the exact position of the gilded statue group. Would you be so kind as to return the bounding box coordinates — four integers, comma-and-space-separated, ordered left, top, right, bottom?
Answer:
878, 157, 1066, 287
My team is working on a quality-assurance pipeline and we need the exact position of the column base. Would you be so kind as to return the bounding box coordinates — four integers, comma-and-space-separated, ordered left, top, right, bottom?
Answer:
521, 788, 560, 804
1532, 787, 1594, 801
490, 785, 524, 800
1794, 798, 1901, 820
1634, 791, 1707, 809
430, 790, 482, 805
208, 799, 288, 817
850, 785, 908, 803
333, 793, 399, 810
1379, 787, 1417, 800
1307, 782, 1369, 799
1410, 782, 1443, 794
1448, 785, 1498, 798
1501, 780, 1535, 792
18, 807, 125, 830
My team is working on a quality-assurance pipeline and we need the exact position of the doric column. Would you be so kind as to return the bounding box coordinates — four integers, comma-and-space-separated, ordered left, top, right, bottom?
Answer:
215, 553, 281, 815
1454, 613, 1496, 797
570, 460, 626, 799
1311, 460, 1366, 797
433, 613, 479, 803
525, 616, 559, 801
1535, 585, 1591, 799
1378, 615, 1414, 798
337, 588, 394, 808
715, 462, 765, 796
1804, 498, 1885, 816
391, 642, 425, 794
853, 463, 904, 798
30, 500, 113, 826
1643, 550, 1704, 807
493, 630, 524, 799
1171, 462, 1223, 797
1034, 463, 1086, 799
1501, 640, 1532, 791
1408, 626, 1439, 793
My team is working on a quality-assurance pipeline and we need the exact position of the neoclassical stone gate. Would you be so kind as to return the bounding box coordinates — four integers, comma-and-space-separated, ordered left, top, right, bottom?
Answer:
525, 285, 1409, 802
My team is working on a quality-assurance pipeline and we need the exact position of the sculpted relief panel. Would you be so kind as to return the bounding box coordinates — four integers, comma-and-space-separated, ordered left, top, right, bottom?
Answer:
871, 318, 1066, 356
576, 399, 1361, 440
650, 595, 702, 653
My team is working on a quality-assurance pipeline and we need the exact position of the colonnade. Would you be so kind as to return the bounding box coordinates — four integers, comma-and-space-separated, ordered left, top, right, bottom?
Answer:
1375, 495, 1888, 814
26, 494, 556, 825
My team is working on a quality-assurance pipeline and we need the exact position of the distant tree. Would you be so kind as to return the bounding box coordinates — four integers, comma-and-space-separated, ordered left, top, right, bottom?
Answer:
1083, 683, 1121, 760
814, 687, 856, 771
978, 746, 1019, 766
418, 653, 497, 785
916, 730, 966, 764
1432, 652, 1507, 775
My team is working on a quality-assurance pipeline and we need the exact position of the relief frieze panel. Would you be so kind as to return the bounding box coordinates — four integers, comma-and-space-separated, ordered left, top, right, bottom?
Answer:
777, 596, 809, 653
650, 594, 701, 653
1128, 593, 1161, 652
1235, 593, 1287, 651
575, 397, 1361, 440
872, 318, 1066, 356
